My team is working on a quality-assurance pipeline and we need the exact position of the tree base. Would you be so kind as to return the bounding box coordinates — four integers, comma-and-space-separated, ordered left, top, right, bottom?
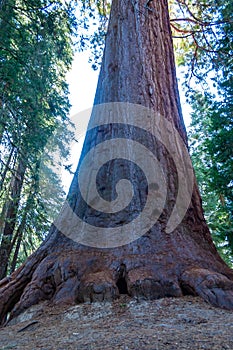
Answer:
1, 224, 233, 326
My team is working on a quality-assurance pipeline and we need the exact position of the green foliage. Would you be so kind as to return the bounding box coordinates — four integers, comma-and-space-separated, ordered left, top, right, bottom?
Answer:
171, 0, 232, 82
0, 0, 77, 273
189, 92, 233, 266
77, 0, 110, 69
184, 0, 233, 265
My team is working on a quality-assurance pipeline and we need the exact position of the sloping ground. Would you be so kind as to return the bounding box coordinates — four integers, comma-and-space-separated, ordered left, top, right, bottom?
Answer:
0, 296, 232, 350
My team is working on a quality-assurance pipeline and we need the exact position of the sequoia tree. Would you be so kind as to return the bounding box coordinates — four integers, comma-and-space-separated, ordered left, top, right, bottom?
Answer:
0, 0, 233, 325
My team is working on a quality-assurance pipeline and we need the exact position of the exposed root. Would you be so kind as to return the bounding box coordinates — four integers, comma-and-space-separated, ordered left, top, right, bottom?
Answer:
180, 268, 233, 310
0, 242, 49, 325
1, 232, 233, 326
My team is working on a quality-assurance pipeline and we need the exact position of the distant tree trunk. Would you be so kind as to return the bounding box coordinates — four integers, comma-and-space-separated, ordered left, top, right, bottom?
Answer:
0, 157, 26, 279
0, 0, 233, 325
0, 95, 6, 144
227, 232, 233, 257
10, 187, 34, 273
0, 121, 4, 145
0, 147, 16, 237
10, 219, 26, 274
0, 146, 15, 191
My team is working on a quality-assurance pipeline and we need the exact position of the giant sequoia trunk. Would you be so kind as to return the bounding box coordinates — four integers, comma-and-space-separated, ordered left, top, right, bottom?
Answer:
0, 0, 233, 325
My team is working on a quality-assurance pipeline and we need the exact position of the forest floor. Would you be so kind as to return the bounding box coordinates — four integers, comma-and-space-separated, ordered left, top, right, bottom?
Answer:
0, 295, 232, 350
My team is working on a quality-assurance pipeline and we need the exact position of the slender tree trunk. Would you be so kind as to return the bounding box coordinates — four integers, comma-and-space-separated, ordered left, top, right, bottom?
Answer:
0, 95, 6, 145
0, 148, 17, 238
0, 0, 233, 325
0, 202, 8, 241
0, 122, 4, 145
0, 157, 26, 279
0, 146, 14, 191
10, 187, 35, 273
10, 222, 25, 274
227, 233, 233, 257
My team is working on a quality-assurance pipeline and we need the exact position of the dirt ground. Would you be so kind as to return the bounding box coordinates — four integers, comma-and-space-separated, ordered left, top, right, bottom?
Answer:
0, 295, 233, 350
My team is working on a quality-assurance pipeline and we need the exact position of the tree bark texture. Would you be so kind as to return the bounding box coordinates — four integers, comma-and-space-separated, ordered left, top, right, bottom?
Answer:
0, 0, 233, 325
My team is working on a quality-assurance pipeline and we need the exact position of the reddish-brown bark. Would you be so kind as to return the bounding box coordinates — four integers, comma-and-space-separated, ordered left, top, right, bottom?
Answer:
0, 0, 233, 325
